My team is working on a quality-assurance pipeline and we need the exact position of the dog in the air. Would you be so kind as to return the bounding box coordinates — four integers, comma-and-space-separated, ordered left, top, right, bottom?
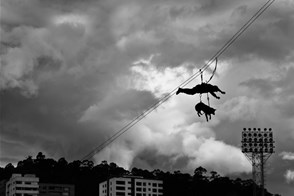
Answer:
195, 102, 216, 121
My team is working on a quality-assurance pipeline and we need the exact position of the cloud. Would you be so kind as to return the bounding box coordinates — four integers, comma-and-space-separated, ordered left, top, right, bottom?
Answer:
218, 96, 259, 121
280, 152, 294, 161
0, 18, 91, 95
284, 170, 294, 184
0, 26, 58, 95
96, 118, 251, 175
123, 54, 196, 97
191, 138, 251, 174
239, 65, 294, 119
80, 89, 158, 124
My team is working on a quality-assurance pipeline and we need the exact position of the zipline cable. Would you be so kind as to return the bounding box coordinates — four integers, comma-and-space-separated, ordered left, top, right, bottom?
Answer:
206, 57, 218, 84
81, 0, 275, 161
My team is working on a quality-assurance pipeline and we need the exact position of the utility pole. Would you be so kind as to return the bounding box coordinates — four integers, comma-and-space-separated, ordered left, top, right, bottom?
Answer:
241, 128, 275, 196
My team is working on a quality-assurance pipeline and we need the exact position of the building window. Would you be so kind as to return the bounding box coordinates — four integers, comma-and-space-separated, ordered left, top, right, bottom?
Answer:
136, 194, 142, 196
136, 182, 142, 186
116, 180, 125, 185
152, 183, 157, 187
116, 192, 125, 196
116, 186, 125, 190
136, 187, 142, 191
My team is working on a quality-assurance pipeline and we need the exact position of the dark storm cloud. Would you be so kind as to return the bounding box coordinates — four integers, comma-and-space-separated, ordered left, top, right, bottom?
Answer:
240, 78, 276, 97
240, 67, 294, 118
0, 87, 99, 161
80, 89, 158, 124
222, 2, 294, 62
0, 74, 158, 163
0, 0, 138, 164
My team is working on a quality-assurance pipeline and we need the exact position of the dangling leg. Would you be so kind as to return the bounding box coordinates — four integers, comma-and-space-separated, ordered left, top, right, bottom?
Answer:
205, 113, 209, 122
217, 87, 226, 94
209, 92, 220, 99
176, 86, 199, 95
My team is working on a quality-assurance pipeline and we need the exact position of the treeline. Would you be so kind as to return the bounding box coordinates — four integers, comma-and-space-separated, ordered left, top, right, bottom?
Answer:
0, 152, 279, 196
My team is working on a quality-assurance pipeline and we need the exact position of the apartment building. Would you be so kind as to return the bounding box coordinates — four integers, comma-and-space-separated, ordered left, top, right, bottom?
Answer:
0, 179, 8, 196
39, 183, 75, 196
99, 176, 163, 196
6, 174, 39, 196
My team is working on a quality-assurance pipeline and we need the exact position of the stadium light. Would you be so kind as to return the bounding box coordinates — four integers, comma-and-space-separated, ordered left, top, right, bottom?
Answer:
241, 128, 275, 196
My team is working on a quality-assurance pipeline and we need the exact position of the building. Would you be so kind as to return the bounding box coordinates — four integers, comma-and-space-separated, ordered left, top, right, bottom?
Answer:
39, 183, 75, 196
99, 176, 163, 196
6, 174, 39, 196
0, 179, 8, 196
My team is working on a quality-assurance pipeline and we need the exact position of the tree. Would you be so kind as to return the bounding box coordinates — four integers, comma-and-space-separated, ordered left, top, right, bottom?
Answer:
36, 152, 45, 160
210, 170, 220, 181
5, 163, 15, 170
194, 166, 207, 179
81, 160, 94, 169
57, 158, 68, 167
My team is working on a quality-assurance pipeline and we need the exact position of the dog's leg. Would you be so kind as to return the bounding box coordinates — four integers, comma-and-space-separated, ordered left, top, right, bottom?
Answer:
205, 113, 209, 121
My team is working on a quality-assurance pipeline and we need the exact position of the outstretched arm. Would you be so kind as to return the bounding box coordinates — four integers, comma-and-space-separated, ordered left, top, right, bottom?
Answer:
217, 87, 226, 94
209, 92, 220, 99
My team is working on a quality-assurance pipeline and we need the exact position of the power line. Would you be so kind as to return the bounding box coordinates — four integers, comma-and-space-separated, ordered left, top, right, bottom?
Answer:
81, 0, 275, 161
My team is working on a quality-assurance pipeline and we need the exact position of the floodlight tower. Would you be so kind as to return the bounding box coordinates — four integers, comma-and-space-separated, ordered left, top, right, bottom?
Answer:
241, 128, 275, 196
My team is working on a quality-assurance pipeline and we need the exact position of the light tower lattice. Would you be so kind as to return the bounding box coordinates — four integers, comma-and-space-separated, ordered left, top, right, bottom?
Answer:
241, 128, 275, 196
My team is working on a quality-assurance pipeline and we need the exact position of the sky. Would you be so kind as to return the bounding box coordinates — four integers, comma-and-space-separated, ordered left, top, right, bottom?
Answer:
0, 0, 294, 195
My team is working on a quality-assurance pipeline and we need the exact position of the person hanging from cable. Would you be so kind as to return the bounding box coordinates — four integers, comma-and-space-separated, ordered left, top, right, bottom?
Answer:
176, 82, 225, 99
176, 58, 226, 99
